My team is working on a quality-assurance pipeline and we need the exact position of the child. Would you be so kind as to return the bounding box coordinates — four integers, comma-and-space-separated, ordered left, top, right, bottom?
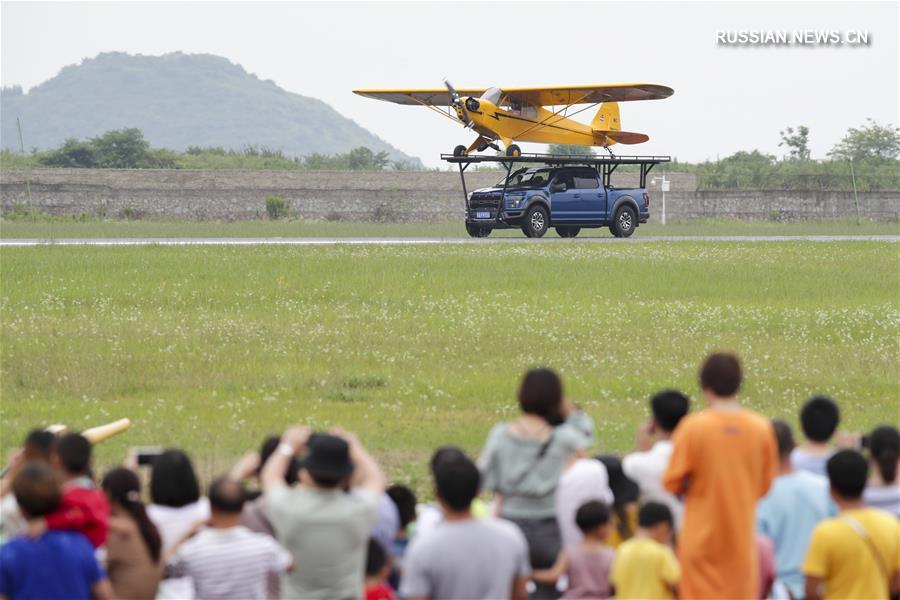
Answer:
365, 538, 395, 600
611, 502, 680, 599
44, 432, 110, 547
533, 500, 615, 599
0, 462, 114, 599
802, 449, 900, 600
792, 396, 840, 476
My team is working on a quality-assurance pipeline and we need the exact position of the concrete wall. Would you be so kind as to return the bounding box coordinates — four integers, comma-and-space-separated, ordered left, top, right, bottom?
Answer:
1, 168, 897, 222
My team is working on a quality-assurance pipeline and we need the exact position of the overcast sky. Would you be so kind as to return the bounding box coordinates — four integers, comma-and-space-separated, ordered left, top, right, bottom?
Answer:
2, 1, 897, 167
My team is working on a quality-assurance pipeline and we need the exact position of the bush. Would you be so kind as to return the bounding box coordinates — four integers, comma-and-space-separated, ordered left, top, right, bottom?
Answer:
265, 196, 289, 219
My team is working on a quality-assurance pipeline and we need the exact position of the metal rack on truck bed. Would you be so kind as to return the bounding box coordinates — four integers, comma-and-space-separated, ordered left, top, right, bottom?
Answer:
440, 153, 671, 238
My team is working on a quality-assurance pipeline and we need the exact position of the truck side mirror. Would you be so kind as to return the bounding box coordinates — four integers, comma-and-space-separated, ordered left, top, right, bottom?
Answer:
550, 181, 566, 192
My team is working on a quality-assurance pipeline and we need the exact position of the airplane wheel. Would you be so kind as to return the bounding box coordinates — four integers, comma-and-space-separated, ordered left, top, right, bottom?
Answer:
453, 145, 467, 157
506, 144, 522, 157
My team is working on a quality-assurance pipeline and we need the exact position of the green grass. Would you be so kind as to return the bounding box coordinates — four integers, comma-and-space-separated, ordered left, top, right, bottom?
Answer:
1, 217, 898, 239
1, 242, 898, 494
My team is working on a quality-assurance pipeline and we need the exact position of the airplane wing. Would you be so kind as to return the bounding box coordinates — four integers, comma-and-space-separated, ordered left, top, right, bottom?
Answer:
353, 88, 488, 106
502, 84, 673, 106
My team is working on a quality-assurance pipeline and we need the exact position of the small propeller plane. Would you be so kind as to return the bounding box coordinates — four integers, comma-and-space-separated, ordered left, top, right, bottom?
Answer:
353, 82, 673, 157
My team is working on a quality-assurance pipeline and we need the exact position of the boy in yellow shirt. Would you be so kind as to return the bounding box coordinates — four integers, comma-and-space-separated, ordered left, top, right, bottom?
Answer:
803, 449, 900, 600
611, 502, 680, 599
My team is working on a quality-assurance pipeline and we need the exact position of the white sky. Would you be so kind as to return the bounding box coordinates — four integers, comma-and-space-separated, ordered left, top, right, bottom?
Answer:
2, 1, 898, 167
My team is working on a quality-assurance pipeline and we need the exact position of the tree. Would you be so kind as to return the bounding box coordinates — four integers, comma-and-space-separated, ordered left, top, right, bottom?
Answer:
778, 125, 810, 161
91, 128, 153, 168
39, 138, 98, 167
547, 144, 594, 156
828, 119, 900, 162
347, 146, 390, 170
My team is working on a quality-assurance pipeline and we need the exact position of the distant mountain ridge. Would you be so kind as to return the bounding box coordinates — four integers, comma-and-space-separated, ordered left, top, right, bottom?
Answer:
1, 52, 420, 165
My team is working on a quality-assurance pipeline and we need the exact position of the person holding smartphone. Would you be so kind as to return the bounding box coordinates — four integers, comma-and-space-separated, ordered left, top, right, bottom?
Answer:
478, 368, 596, 599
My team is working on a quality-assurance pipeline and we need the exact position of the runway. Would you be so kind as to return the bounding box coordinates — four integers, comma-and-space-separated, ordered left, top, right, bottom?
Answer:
1, 235, 899, 247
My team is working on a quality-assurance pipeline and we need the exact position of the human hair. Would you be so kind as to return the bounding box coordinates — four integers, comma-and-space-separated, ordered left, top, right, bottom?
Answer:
434, 454, 480, 512
150, 449, 201, 508
638, 501, 674, 528
429, 445, 466, 475
575, 500, 610, 534
518, 368, 563, 422
101, 468, 162, 562
699, 353, 742, 397
208, 476, 246, 513
13, 462, 61, 518
799, 396, 840, 442
771, 420, 795, 458
386, 484, 417, 529
55, 433, 92, 476
826, 449, 868, 500
650, 390, 690, 433
309, 473, 342, 489
23, 430, 56, 462
365, 538, 388, 577
868, 425, 899, 484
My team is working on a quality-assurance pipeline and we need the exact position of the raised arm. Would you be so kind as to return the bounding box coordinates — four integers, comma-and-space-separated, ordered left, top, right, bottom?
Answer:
261, 426, 309, 494
335, 429, 385, 495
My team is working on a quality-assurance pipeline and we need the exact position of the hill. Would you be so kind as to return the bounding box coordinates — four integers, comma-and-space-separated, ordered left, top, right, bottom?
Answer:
0, 52, 420, 165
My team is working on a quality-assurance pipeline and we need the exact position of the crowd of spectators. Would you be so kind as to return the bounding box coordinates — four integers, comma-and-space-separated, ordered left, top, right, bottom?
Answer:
0, 352, 898, 600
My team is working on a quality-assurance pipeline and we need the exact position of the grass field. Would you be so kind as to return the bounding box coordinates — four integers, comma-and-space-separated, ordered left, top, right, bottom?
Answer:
1, 217, 898, 239
1, 241, 898, 494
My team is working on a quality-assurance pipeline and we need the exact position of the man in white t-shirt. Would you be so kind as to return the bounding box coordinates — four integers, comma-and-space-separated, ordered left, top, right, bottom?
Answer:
166, 477, 292, 600
622, 390, 690, 529
555, 457, 614, 547
400, 451, 530, 600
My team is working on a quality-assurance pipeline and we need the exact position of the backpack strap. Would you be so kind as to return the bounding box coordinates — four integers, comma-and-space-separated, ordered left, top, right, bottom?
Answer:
841, 515, 889, 581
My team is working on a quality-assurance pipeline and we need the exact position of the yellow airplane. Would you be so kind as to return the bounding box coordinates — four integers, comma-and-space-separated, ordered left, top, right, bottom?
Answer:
353, 82, 673, 157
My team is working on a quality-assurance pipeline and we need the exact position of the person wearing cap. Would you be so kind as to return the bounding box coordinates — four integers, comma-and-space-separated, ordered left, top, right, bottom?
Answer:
261, 426, 386, 600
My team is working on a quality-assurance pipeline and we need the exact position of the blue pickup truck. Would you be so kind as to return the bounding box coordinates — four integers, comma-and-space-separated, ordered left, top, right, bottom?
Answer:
465, 165, 651, 238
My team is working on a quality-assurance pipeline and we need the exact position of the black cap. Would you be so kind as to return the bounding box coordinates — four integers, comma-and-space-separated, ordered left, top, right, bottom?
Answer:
304, 434, 354, 480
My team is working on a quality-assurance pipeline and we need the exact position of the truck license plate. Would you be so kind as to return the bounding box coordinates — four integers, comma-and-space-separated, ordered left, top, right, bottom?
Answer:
476, 211, 490, 219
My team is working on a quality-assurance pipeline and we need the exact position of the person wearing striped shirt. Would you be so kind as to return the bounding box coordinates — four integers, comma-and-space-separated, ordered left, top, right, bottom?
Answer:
166, 476, 293, 600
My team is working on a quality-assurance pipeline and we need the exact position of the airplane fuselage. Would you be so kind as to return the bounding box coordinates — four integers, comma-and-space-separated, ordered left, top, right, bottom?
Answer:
458, 97, 614, 147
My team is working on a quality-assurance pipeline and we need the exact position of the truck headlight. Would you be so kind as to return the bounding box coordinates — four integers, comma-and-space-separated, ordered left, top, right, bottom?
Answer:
506, 194, 525, 208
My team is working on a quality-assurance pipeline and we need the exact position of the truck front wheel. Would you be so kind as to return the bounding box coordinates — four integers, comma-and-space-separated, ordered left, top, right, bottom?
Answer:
610, 206, 636, 238
522, 205, 549, 238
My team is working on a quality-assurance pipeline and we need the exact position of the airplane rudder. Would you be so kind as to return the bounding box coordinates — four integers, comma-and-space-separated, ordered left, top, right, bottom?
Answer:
592, 102, 621, 131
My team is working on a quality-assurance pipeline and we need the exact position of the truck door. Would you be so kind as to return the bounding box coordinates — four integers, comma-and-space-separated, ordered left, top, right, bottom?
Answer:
572, 168, 607, 222
549, 171, 579, 222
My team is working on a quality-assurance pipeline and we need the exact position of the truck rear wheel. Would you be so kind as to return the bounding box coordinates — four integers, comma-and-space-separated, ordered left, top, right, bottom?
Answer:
556, 226, 581, 238
466, 223, 492, 238
610, 206, 636, 238
522, 205, 549, 238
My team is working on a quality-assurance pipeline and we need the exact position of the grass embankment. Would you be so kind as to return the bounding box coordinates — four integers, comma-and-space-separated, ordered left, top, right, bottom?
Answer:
1, 218, 898, 239
1, 242, 898, 493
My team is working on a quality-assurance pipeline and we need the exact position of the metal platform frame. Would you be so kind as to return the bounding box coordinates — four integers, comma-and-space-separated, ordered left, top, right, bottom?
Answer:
441, 153, 671, 227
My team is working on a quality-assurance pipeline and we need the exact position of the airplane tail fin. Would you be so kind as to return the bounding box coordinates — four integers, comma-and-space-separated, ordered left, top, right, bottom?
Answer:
591, 102, 621, 131
591, 101, 649, 146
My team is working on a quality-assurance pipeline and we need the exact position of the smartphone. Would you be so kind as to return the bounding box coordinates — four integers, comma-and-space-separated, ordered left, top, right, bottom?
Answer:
134, 447, 164, 466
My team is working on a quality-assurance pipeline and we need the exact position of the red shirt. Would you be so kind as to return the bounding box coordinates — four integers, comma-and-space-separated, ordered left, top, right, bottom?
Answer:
45, 483, 109, 548
365, 583, 396, 600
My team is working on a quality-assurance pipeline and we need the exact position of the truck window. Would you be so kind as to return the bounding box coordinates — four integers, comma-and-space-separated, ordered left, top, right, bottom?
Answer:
553, 173, 574, 189
573, 170, 600, 189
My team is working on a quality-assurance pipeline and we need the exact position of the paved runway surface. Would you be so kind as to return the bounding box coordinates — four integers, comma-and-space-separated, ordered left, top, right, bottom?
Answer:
2, 236, 899, 246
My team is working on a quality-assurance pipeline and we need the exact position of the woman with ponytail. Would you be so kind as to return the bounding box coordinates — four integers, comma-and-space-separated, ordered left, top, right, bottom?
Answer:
101, 467, 163, 599
863, 425, 900, 516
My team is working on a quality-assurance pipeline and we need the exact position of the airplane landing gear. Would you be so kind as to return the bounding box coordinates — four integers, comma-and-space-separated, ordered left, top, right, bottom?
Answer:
453, 145, 467, 157
505, 144, 522, 157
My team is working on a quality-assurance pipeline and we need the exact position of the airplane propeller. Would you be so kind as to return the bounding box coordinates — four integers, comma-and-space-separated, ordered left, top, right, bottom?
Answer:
444, 79, 472, 127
